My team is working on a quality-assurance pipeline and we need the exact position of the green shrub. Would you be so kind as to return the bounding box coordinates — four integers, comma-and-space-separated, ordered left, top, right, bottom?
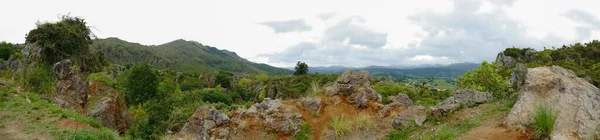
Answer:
0, 41, 14, 60
180, 77, 205, 91
199, 89, 233, 105
373, 81, 414, 104
293, 123, 312, 140
532, 104, 557, 139
23, 66, 54, 94
229, 92, 241, 103
258, 85, 267, 102
57, 128, 118, 140
457, 61, 513, 98
331, 115, 350, 138
88, 72, 118, 87
126, 63, 159, 105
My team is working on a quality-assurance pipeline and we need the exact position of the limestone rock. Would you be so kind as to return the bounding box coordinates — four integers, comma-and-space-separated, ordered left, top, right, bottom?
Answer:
325, 69, 382, 108
392, 105, 427, 129
52, 60, 89, 113
510, 63, 527, 88
244, 98, 303, 134
389, 93, 413, 107
430, 89, 492, 119
179, 105, 230, 140
504, 66, 600, 139
300, 97, 321, 114
496, 52, 516, 68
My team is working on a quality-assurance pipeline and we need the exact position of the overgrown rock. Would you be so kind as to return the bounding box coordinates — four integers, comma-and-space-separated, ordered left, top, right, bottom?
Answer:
324, 69, 382, 108
389, 94, 413, 107
52, 59, 89, 114
496, 52, 516, 68
392, 105, 427, 129
430, 89, 492, 119
510, 63, 527, 88
179, 105, 230, 140
379, 94, 414, 117
504, 66, 600, 139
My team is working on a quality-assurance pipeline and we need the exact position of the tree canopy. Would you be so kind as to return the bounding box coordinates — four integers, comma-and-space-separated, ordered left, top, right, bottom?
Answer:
294, 61, 309, 76
126, 63, 160, 105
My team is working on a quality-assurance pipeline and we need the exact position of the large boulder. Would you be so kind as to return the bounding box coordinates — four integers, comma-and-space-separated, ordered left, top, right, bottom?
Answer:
179, 105, 231, 140
52, 60, 89, 114
392, 105, 427, 129
324, 69, 382, 108
244, 98, 303, 134
430, 89, 493, 119
504, 66, 600, 139
87, 82, 130, 134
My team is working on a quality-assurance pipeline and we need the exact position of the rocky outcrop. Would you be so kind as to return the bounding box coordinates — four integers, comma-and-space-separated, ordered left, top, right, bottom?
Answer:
389, 94, 413, 107
324, 69, 382, 108
510, 63, 527, 87
392, 105, 427, 129
87, 82, 130, 134
430, 89, 492, 119
299, 97, 321, 114
504, 66, 600, 139
52, 60, 89, 114
179, 105, 231, 140
245, 98, 303, 134
496, 52, 517, 68
379, 94, 414, 117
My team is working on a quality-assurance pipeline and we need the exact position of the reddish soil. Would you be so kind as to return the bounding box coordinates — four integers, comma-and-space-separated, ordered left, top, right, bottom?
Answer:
56, 118, 94, 130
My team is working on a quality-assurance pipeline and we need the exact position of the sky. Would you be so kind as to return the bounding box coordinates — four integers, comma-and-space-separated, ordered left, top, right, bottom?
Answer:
1, 0, 600, 67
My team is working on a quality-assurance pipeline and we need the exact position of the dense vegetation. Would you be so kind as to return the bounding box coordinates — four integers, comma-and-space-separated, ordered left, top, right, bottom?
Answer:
91, 38, 292, 74
0, 41, 14, 60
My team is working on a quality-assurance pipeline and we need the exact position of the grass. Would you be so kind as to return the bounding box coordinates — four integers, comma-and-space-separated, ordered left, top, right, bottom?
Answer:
293, 123, 312, 140
331, 115, 351, 138
532, 104, 557, 139
56, 128, 118, 140
238, 120, 249, 130
354, 113, 374, 131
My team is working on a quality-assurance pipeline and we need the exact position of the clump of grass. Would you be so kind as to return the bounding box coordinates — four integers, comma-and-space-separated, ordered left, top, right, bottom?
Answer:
532, 104, 557, 139
293, 123, 312, 140
308, 80, 322, 96
238, 120, 249, 130
354, 113, 374, 130
56, 128, 119, 140
331, 115, 351, 138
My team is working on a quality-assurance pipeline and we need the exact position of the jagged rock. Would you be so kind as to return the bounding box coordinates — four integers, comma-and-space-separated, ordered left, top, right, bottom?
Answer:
510, 63, 527, 88
392, 105, 427, 129
87, 82, 130, 134
6, 55, 19, 72
244, 98, 303, 134
389, 94, 413, 107
0, 61, 6, 71
179, 105, 230, 140
21, 43, 42, 65
325, 69, 382, 108
524, 49, 536, 59
52, 60, 89, 113
300, 97, 321, 114
504, 66, 600, 139
496, 52, 516, 68
430, 89, 492, 119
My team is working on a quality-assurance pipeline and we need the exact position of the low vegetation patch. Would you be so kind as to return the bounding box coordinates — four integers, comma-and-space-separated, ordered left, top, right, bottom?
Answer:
532, 104, 557, 139
331, 115, 351, 138
354, 113, 374, 131
293, 123, 312, 140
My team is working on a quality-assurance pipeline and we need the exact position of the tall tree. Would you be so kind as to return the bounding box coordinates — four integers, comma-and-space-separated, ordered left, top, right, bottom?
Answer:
0, 42, 14, 60
294, 61, 309, 76
126, 63, 159, 105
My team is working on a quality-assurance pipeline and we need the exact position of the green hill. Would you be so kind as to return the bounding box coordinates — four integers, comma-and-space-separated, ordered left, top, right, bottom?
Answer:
91, 38, 292, 74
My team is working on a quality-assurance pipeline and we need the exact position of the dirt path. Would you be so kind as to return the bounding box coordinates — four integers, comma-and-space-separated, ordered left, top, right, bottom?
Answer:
456, 111, 531, 140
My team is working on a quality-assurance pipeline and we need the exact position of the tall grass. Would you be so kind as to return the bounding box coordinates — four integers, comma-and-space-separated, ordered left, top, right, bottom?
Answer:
532, 104, 557, 139
293, 123, 312, 140
308, 80, 322, 96
354, 113, 374, 130
331, 115, 351, 138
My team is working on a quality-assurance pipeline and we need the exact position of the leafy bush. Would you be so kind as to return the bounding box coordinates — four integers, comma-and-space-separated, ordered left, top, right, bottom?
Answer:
25, 15, 92, 64
532, 104, 557, 139
256, 73, 269, 82
258, 85, 267, 102
126, 63, 159, 105
331, 115, 351, 138
180, 77, 205, 91
293, 123, 312, 140
0, 41, 14, 60
215, 71, 233, 88
88, 72, 118, 87
458, 61, 513, 98
373, 81, 413, 104
199, 89, 233, 105
23, 66, 54, 94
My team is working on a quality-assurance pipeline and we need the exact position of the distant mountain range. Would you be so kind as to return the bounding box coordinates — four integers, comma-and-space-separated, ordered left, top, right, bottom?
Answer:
299, 63, 480, 81
91, 38, 293, 74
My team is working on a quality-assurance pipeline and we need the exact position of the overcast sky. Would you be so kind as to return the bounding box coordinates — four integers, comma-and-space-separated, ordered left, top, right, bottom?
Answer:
2, 0, 600, 67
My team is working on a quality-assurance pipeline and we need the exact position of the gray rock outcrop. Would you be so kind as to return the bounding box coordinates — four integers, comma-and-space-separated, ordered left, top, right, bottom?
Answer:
324, 69, 382, 108
496, 52, 516, 68
52, 59, 89, 114
179, 105, 231, 140
392, 105, 427, 129
504, 66, 600, 139
430, 89, 493, 119
300, 97, 321, 114
510, 63, 527, 88
245, 98, 303, 134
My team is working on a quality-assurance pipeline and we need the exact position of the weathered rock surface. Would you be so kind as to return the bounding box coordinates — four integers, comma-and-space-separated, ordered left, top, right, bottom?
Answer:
52, 60, 89, 114
510, 63, 527, 88
324, 69, 382, 108
379, 94, 414, 117
389, 94, 413, 107
244, 98, 303, 134
300, 97, 321, 114
496, 52, 517, 68
392, 105, 427, 129
430, 89, 492, 119
179, 105, 231, 140
504, 66, 600, 139
87, 82, 130, 134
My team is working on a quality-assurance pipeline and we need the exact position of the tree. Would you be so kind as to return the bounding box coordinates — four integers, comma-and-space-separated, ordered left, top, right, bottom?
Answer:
0, 42, 14, 60
256, 73, 269, 83
457, 61, 512, 97
26, 15, 92, 64
294, 61, 309, 76
126, 63, 159, 105
215, 70, 233, 89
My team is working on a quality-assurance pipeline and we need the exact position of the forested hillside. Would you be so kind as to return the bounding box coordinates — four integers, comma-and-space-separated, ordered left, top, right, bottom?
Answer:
309, 63, 480, 81
91, 38, 292, 74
